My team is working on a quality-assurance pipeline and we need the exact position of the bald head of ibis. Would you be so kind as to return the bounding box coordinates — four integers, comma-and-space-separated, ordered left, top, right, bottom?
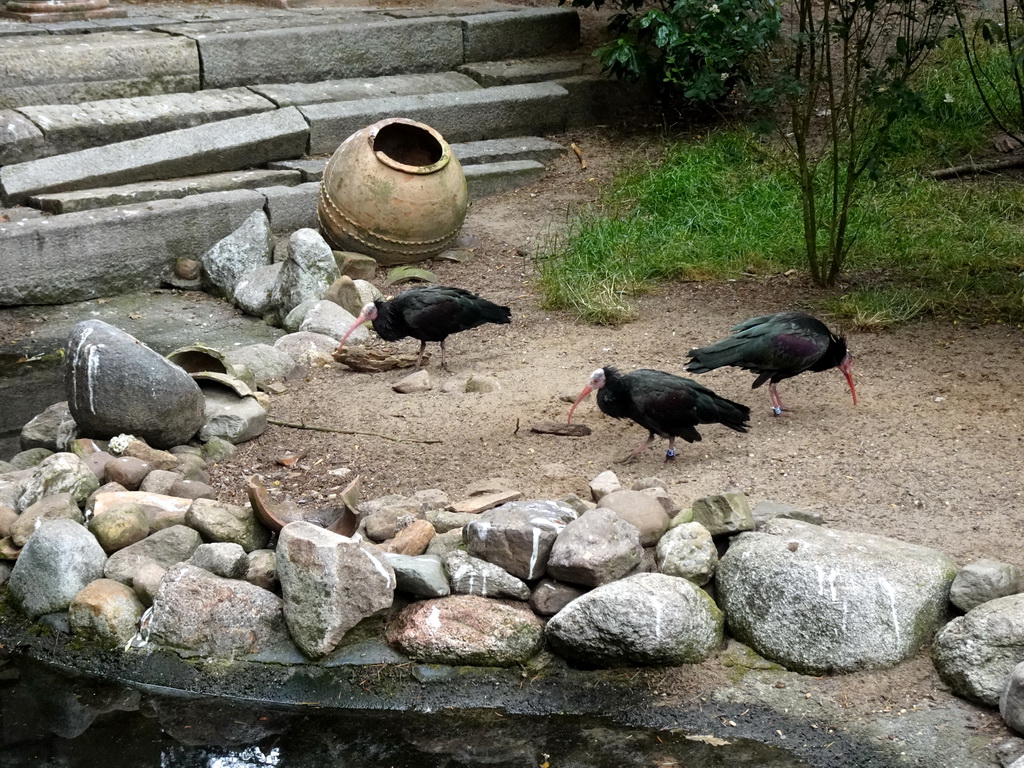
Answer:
569, 366, 751, 463
685, 312, 857, 416
336, 285, 511, 370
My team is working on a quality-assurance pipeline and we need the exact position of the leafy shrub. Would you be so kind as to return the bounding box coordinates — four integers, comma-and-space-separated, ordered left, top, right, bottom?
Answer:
562, 0, 782, 103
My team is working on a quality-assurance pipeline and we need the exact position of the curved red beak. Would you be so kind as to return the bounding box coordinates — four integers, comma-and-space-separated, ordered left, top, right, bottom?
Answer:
838, 355, 857, 406
567, 385, 593, 424
337, 308, 372, 353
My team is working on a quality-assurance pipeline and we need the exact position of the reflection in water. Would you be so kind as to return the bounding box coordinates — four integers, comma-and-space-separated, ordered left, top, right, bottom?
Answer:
0, 655, 811, 767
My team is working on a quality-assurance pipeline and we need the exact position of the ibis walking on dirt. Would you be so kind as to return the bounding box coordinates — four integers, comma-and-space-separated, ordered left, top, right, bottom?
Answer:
568, 366, 752, 463
337, 285, 512, 369
684, 312, 857, 415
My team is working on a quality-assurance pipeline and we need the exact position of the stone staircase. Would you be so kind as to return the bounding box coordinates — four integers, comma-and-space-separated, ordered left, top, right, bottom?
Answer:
0, 1, 636, 307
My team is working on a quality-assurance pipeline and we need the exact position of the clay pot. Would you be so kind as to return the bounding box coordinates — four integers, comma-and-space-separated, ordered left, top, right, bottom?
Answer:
317, 118, 468, 266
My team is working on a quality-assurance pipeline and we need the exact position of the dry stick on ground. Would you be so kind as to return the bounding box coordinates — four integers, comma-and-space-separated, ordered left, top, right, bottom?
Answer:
268, 417, 443, 444
928, 156, 1024, 179
570, 142, 587, 169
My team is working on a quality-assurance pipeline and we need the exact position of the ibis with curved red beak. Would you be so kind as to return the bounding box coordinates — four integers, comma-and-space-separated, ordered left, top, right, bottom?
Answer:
337, 285, 511, 369
568, 366, 751, 463
685, 312, 856, 416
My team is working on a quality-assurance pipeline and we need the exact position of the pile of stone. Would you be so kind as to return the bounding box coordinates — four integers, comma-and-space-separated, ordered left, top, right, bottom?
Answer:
5, 319, 1024, 740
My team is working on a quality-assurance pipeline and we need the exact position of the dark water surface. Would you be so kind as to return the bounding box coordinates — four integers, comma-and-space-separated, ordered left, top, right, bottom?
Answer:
0, 656, 812, 768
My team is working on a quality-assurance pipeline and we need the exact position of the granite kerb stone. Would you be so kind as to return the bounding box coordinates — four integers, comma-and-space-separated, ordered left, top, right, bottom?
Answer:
0, 107, 309, 206
300, 82, 569, 155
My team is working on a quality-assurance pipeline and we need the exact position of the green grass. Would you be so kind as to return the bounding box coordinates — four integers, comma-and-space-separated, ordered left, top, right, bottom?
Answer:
537, 37, 1024, 328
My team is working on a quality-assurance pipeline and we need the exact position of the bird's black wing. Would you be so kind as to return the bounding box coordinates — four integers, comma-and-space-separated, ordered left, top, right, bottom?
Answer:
620, 370, 705, 442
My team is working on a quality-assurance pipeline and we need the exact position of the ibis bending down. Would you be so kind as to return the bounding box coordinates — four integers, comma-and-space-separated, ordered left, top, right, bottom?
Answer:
568, 366, 751, 463
685, 312, 856, 416
337, 285, 511, 369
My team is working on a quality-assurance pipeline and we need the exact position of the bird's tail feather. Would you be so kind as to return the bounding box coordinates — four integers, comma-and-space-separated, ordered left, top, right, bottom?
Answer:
685, 338, 749, 374
694, 391, 752, 433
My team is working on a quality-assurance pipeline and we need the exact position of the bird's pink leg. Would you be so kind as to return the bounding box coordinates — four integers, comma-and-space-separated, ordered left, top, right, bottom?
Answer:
768, 383, 791, 416
415, 341, 427, 369
616, 433, 655, 464
439, 339, 449, 370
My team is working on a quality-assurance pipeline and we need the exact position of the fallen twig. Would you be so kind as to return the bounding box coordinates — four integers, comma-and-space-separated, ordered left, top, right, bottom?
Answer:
928, 156, 1024, 179
570, 142, 587, 169
268, 417, 443, 444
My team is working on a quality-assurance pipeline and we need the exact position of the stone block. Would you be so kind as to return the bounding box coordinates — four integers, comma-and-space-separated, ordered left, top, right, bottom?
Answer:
187, 16, 463, 89
464, 160, 545, 200
260, 182, 321, 234
452, 136, 566, 166
460, 8, 580, 62
0, 107, 309, 205
267, 159, 328, 183
0, 190, 266, 306
17, 88, 278, 160
250, 72, 480, 108
0, 31, 200, 110
458, 59, 584, 87
0, 109, 44, 166
29, 169, 302, 215
301, 82, 568, 155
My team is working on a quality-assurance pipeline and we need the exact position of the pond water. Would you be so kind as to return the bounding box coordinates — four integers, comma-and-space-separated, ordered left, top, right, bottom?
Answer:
0, 655, 813, 768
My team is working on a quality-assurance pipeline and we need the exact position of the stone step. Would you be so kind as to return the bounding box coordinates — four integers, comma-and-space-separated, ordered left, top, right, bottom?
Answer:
24, 137, 565, 214
0, 5, 580, 109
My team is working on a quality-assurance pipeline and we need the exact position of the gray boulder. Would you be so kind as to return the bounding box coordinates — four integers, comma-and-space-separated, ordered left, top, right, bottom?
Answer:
273, 331, 338, 367
234, 262, 283, 318
463, 499, 577, 581
655, 521, 718, 586
185, 498, 269, 553
529, 578, 585, 616
546, 508, 643, 587
597, 489, 669, 546
385, 594, 544, 666
545, 572, 723, 666
197, 386, 268, 445
0, 468, 32, 510
276, 521, 396, 659
383, 552, 451, 598
200, 210, 274, 300
17, 452, 99, 512
299, 299, 366, 343
271, 228, 341, 317
20, 401, 77, 453
188, 542, 249, 579
9, 519, 107, 618
691, 490, 754, 535
1002, 661, 1024, 734
444, 549, 530, 600
718, 519, 956, 674
223, 344, 297, 388
934, 593, 1024, 706
951, 558, 1022, 612
147, 563, 291, 657
64, 320, 205, 448
246, 549, 278, 592
104, 524, 202, 584
11, 491, 84, 547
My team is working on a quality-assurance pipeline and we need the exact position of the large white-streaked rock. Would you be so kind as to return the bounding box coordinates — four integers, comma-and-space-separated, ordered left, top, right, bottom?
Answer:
147, 563, 290, 657
934, 593, 1024, 706
276, 521, 395, 659
64, 320, 205, 449
718, 519, 956, 674
545, 572, 722, 666
385, 594, 544, 666
463, 499, 576, 581
9, 519, 107, 618
444, 550, 529, 601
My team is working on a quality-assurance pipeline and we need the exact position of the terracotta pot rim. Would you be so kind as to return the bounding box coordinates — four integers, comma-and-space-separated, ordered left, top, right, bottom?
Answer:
368, 117, 451, 175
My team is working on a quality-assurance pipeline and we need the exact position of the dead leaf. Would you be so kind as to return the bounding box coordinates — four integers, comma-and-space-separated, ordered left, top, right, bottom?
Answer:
685, 734, 731, 746
276, 450, 308, 468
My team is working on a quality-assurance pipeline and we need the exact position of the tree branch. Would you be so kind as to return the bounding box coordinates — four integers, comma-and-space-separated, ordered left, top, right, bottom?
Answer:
267, 418, 443, 444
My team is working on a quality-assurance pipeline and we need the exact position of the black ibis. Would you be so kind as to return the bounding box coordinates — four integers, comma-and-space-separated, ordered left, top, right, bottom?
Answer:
685, 312, 856, 416
337, 285, 511, 369
567, 367, 751, 462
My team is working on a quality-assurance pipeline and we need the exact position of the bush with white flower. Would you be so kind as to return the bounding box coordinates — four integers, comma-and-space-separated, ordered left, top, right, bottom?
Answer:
561, 0, 781, 104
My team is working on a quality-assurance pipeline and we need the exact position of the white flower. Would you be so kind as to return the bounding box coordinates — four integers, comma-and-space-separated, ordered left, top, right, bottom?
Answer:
709, 3, 720, 12
944, 93, 955, 103
108, 433, 136, 454
720, 72, 729, 80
